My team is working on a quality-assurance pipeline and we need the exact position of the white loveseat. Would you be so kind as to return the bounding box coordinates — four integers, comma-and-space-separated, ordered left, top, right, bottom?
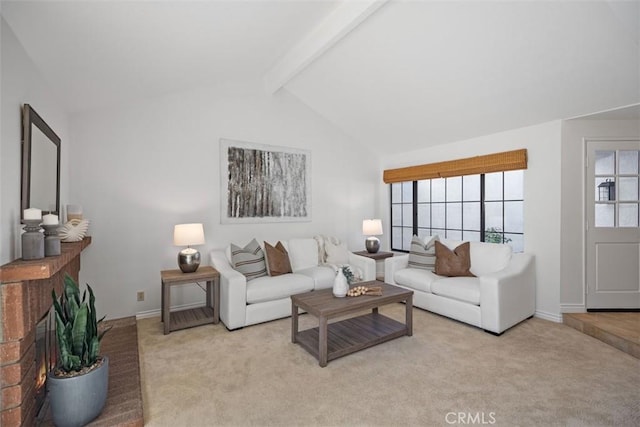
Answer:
385, 239, 535, 335
210, 238, 376, 330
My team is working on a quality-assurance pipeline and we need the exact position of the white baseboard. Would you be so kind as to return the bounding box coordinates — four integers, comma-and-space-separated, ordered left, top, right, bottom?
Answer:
135, 301, 205, 320
560, 303, 586, 313
135, 309, 160, 320
534, 310, 562, 323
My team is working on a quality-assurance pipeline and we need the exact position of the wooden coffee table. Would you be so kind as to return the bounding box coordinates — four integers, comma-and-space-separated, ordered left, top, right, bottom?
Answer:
290, 281, 413, 367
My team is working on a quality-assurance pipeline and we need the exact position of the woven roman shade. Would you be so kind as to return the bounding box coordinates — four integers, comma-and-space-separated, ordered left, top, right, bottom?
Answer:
383, 149, 527, 183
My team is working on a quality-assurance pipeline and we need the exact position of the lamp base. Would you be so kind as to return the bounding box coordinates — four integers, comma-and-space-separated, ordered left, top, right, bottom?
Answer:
365, 237, 380, 254
178, 249, 201, 273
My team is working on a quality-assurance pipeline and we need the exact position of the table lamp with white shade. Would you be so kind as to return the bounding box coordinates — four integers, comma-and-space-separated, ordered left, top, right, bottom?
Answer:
174, 223, 205, 273
362, 219, 383, 253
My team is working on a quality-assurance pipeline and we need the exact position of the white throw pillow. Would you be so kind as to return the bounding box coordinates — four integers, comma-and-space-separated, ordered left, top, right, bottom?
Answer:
325, 241, 350, 264
288, 238, 319, 271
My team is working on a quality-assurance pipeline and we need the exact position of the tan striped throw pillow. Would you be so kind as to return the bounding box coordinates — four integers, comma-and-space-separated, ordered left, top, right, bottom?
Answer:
230, 238, 267, 281
408, 235, 439, 270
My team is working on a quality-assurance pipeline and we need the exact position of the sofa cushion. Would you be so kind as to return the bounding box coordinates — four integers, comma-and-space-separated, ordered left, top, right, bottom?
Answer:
430, 277, 481, 305
469, 242, 512, 276
313, 235, 341, 264
408, 235, 439, 270
394, 268, 441, 293
435, 241, 475, 277
264, 241, 292, 276
288, 238, 319, 272
246, 274, 314, 304
325, 241, 350, 264
296, 265, 336, 290
230, 238, 267, 281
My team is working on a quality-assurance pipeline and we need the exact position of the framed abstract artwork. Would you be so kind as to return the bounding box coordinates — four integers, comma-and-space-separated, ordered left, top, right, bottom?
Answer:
220, 139, 311, 223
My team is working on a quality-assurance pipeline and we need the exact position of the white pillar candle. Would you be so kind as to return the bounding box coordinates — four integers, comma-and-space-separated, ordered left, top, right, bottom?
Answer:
24, 208, 42, 220
43, 214, 59, 225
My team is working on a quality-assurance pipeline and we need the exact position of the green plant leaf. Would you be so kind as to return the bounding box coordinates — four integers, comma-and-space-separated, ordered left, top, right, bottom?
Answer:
64, 275, 81, 320
87, 284, 97, 339
88, 335, 100, 364
71, 304, 88, 356
52, 289, 65, 322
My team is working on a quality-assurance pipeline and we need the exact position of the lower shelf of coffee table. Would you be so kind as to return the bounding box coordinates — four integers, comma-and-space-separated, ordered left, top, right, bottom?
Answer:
295, 312, 408, 363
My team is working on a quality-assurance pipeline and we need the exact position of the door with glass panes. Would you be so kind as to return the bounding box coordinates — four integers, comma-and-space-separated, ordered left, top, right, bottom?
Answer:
586, 140, 640, 309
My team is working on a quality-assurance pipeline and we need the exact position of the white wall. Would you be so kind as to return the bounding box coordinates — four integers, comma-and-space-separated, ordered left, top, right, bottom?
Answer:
69, 80, 379, 319
0, 17, 69, 265
380, 121, 563, 321
560, 118, 640, 312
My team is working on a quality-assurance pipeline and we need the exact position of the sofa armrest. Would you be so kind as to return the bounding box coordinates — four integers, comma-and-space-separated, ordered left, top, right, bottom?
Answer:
479, 253, 536, 334
384, 254, 409, 285
210, 250, 247, 330
348, 253, 376, 281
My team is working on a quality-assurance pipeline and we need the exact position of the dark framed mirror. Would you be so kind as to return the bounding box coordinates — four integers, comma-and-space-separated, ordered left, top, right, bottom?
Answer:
21, 104, 61, 218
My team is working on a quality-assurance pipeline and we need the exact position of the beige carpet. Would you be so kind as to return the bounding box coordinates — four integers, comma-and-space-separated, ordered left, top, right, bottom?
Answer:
137, 305, 640, 426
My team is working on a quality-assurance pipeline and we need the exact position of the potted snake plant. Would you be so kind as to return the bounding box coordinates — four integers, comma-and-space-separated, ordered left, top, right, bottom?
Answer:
48, 274, 111, 427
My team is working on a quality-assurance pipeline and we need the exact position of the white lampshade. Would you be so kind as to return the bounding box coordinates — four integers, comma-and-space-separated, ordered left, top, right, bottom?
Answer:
362, 219, 383, 236
173, 223, 205, 246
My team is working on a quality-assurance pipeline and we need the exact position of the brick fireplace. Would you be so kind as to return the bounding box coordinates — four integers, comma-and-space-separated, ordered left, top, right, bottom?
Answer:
0, 238, 91, 427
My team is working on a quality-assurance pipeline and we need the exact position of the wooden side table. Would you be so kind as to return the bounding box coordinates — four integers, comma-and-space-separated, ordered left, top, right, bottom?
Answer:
352, 251, 394, 281
161, 266, 220, 335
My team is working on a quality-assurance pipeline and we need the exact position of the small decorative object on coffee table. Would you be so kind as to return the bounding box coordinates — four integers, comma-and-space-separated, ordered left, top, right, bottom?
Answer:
291, 281, 413, 367
161, 266, 220, 334
332, 268, 349, 298
347, 285, 382, 297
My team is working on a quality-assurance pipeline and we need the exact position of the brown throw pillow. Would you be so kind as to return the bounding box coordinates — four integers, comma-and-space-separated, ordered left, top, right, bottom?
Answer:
264, 241, 292, 276
434, 241, 475, 277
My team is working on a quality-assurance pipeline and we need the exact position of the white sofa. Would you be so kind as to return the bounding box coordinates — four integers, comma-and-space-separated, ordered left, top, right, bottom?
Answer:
210, 238, 376, 330
385, 239, 535, 335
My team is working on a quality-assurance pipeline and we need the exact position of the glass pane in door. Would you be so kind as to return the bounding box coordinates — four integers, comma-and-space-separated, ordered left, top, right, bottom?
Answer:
619, 177, 638, 201
595, 150, 616, 175
595, 204, 615, 227
619, 150, 639, 174
619, 203, 639, 227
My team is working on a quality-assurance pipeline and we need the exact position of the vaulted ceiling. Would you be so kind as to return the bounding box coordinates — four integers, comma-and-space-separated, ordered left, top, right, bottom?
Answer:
2, 0, 639, 154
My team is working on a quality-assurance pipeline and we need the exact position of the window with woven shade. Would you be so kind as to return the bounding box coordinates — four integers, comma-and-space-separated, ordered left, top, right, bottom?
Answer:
387, 149, 527, 252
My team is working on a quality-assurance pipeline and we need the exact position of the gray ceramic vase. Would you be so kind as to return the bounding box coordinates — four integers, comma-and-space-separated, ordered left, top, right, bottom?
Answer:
47, 356, 109, 427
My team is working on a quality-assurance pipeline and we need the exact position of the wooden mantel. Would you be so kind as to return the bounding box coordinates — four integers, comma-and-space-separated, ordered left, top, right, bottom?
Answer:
0, 237, 91, 282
